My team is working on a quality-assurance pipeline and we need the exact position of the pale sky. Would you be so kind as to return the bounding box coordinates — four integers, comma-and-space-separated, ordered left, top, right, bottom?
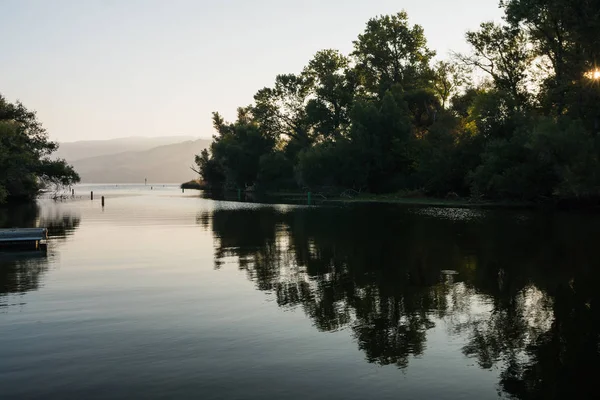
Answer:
0, 0, 503, 142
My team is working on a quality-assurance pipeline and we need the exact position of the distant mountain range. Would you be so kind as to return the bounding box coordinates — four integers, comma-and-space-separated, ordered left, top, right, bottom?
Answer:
54, 136, 199, 161
57, 136, 211, 184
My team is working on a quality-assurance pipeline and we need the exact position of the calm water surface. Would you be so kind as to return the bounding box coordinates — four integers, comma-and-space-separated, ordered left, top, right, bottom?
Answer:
1, 185, 599, 399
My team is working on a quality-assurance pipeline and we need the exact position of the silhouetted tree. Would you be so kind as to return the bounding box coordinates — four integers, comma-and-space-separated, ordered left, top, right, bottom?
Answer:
0, 95, 80, 203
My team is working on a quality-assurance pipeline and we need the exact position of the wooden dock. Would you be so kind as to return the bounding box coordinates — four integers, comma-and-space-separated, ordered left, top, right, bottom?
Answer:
0, 228, 48, 250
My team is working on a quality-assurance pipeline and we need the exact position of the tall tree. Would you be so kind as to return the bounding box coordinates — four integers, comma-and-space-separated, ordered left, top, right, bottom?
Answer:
432, 61, 470, 108
352, 11, 435, 97
302, 49, 356, 141
460, 22, 532, 104
198, 110, 275, 189
252, 74, 312, 149
502, 0, 600, 117
348, 88, 414, 192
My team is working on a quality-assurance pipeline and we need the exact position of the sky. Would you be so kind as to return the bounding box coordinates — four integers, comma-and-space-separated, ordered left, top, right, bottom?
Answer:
0, 0, 503, 142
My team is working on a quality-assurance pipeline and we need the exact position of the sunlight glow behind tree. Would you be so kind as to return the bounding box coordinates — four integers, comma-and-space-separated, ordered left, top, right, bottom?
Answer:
584, 69, 600, 81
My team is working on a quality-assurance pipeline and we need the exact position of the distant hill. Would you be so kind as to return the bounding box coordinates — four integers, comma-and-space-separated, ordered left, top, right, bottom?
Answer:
55, 136, 198, 162
70, 139, 211, 183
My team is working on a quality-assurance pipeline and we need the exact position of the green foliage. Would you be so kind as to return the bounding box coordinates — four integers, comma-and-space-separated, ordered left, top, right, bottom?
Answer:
256, 152, 295, 190
502, 0, 600, 119
197, 112, 275, 189
461, 22, 531, 103
0, 95, 79, 203
252, 74, 312, 144
450, 87, 481, 118
348, 90, 415, 192
193, 7, 600, 206
402, 88, 441, 130
469, 129, 552, 200
416, 113, 483, 196
303, 49, 355, 141
296, 139, 367, 191
297, 88, 417, 193
469, 89, 529, 140
529, 119, 600, 199
195, 149, 224, 188
352, 11, 435, 97
470, 117, 599, 200
432, 61, 470, 108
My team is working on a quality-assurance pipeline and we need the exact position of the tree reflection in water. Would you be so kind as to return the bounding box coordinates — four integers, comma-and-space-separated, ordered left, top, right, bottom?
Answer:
0, 202, 81, 308
199, 204, 600, 399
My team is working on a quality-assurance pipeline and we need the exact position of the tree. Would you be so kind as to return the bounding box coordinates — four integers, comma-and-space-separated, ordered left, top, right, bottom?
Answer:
402, 88, 441, 131
502, 0, 600, 118
252, 74, 312, 152
468, 117, 598, 200
195, 148, 225, 188
432, 61, 470, 108
352, 11, 435, 97
347, 88, 415, 192
256, 151, 295, 190
0, 95, 79, 203
415, 112, 483, 196
197, 110, 275, 189
468, 88, 529, 140
302, 49, 356, 141
296, 139, 367, 191
459, 22, 532, 104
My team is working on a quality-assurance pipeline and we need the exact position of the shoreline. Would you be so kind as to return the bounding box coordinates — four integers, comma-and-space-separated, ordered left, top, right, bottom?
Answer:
180, 183, 598, 211
179, 185, 542, 209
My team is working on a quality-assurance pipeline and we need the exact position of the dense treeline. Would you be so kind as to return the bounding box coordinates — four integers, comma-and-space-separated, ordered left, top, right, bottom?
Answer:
0, 95, 79, 204
196, 1, 600, 202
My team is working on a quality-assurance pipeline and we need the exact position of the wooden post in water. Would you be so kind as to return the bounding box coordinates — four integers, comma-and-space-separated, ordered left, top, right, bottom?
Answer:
91, 191, 94, 200
72, 189, 74, 196
101, 196, 105, 207
237, 188, 241, 201
308, 192, 312, 205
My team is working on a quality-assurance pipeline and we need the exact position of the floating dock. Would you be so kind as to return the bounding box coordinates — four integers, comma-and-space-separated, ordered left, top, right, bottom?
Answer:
0, 228, 48, 250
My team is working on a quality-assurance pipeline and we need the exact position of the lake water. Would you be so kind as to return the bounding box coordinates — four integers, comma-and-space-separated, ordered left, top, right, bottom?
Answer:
1, 185, 599, 399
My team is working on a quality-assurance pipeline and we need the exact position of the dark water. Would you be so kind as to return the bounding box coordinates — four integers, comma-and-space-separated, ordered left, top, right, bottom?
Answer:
1, 185, 599, 399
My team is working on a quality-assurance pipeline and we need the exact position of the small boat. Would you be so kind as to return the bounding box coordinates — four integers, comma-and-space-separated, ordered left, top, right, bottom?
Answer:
0, 228, 48, 250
